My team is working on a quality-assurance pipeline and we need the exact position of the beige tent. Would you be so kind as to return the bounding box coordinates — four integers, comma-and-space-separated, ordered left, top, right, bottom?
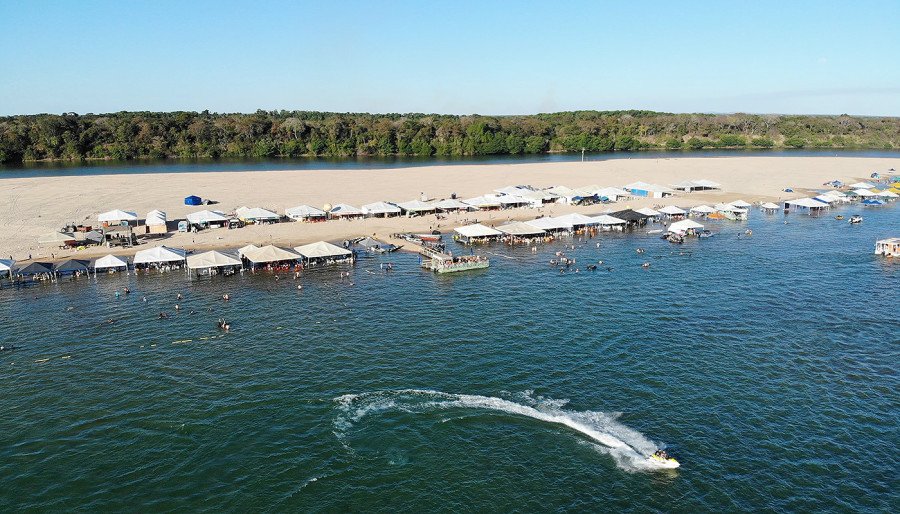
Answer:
242, 245, 300, 264
187, 250, 242, 270
294, 241, 353, 261
38, 231, 76, 244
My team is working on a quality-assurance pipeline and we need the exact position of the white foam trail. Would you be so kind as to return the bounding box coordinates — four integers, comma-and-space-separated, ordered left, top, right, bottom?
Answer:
333, 389, 672, 472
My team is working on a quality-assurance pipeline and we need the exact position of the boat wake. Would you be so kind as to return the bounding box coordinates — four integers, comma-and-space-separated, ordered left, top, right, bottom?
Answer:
333, 389, 672, 472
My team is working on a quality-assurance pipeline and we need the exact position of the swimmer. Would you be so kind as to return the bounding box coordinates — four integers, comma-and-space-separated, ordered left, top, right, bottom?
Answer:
142, 296, 147, 302
174, 304, 180, 310
642, 262, 651, 268
636, 248, 645, 254
176, 293, 183, 300
158, 312, 168, 319
297, 284, 303, 290
222, 293, 230, 301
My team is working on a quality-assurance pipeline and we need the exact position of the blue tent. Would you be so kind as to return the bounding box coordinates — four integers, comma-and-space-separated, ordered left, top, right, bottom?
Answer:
184, 195, 202, 206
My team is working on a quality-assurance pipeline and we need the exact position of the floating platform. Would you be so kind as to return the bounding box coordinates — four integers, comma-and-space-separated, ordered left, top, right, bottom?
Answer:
420, 249, 489, 273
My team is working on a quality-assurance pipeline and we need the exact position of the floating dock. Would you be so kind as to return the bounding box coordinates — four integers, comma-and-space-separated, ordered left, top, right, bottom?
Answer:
420, 249, 489, 273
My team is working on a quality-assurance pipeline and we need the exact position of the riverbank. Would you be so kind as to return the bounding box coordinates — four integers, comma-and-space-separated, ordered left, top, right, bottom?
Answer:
1, 156, 896, 263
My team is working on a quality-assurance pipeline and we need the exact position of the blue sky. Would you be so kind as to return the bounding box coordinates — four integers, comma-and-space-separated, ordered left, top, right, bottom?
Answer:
1, 0, 898, 116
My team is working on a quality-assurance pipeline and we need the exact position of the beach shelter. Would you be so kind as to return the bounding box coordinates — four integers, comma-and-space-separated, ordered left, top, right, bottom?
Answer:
356, 237, 397, 252
186, 210, 229, 226
659, 205, 687, 217
668, 219, 704, 235
241, 245, 300, 264
93, 254, 129, 271
235, 206, 280, 222
362, 201, 402, 217
862, 199, 885, 206
760, 202, 781, 212
53, 259, 91, 274
589, 187, 630, 202
785, 198, 830, 213
433, 198, 470, 211
184, 195, 202, 206
145, 210, 167, 226
849, 182, 876, 189
17, 262, 53, 276
294, 241, 353, 262
396, 200, 437, 215
729, 200, 752, 208
689, 205, 717, 215
186, 250, 242, 270
98, 210, 138, 224
876, 190, 899, 199
286, 205, 327, 220
494, 195, 529, 208
554, 213, 599, 228
454, 223, 503, 242
496, 221, 546, 237
238, 244, 259, 258
624, 181, 674, 198
635, 207, 662, 217
852, 189, 877, 197
329, 203, 363, 218
525, 216, 573, 232
591, 214, 628, 227
0, 258, 14, 277
462, 196, 501, 209
38, 231, 76, 244
133, 246, 186, 265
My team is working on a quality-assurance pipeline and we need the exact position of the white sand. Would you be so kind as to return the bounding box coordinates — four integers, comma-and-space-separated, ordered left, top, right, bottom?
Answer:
1, 156, 894, 261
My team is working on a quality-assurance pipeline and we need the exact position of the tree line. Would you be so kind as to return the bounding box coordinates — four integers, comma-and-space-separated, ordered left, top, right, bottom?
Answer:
1, 110, 898, 164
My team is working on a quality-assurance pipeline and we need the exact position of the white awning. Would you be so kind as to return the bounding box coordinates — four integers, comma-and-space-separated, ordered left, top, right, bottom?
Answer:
186, 210, 228, 224
294, 241, 353, 259
362, 201, 402, 215
238, 244, 259, 257
286, 205, 327, 218
668, 219, 704, 234
624, 181, 674, 193
396, 200, 437, 212
0, 259, 15, 272
454, 223, 503, 238
635, 207, 662, 217
186, 250, 242, 269
729, 200, 752, 208
98, 209, 138, 222
853, 189, 877, 197
462, 196, 501, 209
329, 203, 363, 216
690, 205, 717, 214
877, 190, 899, 198
236, 206, 279, 220
659, 205, 687, 215
591, 214, 627, 225
760, 202, 781, 209
145, 209, 167, 226
93, 254, 129, 269
554, 213, 598, 226
433, 199, 470, 210
786, 198, 829, 209
496, 221, 546, 236
242, 245, 300, 263
133, 246, 186, 264
849, 182, 876, 189
525, 217, 572, 231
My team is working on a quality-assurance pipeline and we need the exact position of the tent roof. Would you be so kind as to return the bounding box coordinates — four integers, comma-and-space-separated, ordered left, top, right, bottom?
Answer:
0, 259, 14, 272
525, 216, 572, 230
242, 245, 300, 263
849, 181, 876, 189
517, 190, 557, 201
454, 223, 503, 238
853, 188, 877, 197
545, 185, 577, 197
53, 259, 91, 273
689, 205, 717, 214
186, 250, 242, 269
145, 209, 167, 225
18, 262, 52, 274
294, 241, 353, 259
608, 209, 650, 222
356, 237, 395, 249
715, 203, 748, 212
286, 204, 327, 217
786, 198, 829, 208
236, 206, 279, 220
133, 246, 186, 264
635, 207, 662, 216
93, 254, 129, 269
591, 186, 630, 198
624, 181, 674, 193
496, 221, 546, 236
760, 202, 781, 209
668, 219, 704, 233
38, 231, 76, 243
186, 210, 228, 224
554, 213, 598, 226
876, 190, 899, 198
329, 203, 362, 216
362, 201, 402, 214
433, 198, 470, 210
591, 214, 627, 225
494, 185, 534, 196
659, 205, 687, 215
98, 209, 138, 222
396, 200, 436, 212
238, 244, 259, 257
729, 200, 752, 208
462, 196, 501, 208
495, 195, 528, 205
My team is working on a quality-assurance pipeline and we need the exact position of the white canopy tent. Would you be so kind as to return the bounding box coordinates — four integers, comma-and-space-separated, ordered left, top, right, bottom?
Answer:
672, 179, 721, 191
98, 210, 138, 223
241, 245, 300, 264
589, 186, 631, 202
93, 254, 129, 270
186, 250, 243, 270
433, 198, 470, 211
133, 246, 186, 265
853, 189, 877, 197
294, 241, 353, 260
145, 210, 167, 226
496, 221, 546, 236
238, 244, 259, 258
235, 206, 280, 221
454, 223, 503, 239
729, 200, 752, 208
396, 200, 437, 214
0, 258, 14, 276
659, 205, 687, 216
329, 204, 363, 217
286, 205, 327, 220
462, 196, 501, 209
554, 213, 598, 227
494, 195, 529, 207
849, 182, 876, 189
668, 219, 704, 234
525, 217, 572, 231
760, 202, 781, 210
494, 185, 534, 196
186, 210, 228, 225
877, 190, 899, 198
362, 201, 402, 216
590, 214, 627, 226
689, 205, 717, 214
635, 207, 662, 217
785, 198, 830, 212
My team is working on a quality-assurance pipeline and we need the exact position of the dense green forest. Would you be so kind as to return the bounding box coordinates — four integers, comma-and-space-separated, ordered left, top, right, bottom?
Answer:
1, 110, 898, 164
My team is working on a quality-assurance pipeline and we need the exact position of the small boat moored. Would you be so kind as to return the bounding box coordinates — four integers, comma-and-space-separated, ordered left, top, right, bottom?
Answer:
849, 215, 863, 224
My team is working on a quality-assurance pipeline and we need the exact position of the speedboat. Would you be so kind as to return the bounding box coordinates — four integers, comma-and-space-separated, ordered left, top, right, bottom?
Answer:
849, 215, 863, 224
648, 451, 680, 469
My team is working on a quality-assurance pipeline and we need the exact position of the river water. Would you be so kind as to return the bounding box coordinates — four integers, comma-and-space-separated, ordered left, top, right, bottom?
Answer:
1, 203, 898, 511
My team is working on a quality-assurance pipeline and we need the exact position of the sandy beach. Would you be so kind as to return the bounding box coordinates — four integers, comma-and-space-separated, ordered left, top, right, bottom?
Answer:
1, 156, 895, 262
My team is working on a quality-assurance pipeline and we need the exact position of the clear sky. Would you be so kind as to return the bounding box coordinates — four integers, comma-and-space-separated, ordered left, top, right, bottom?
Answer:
1, 0, 898, 116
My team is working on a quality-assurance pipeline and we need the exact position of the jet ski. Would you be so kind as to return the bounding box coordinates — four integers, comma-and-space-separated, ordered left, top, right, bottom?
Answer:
648, 450, 680, 469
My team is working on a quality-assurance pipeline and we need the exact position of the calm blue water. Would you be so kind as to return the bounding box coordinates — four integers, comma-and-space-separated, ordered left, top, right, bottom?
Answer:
1, 203, 898, 512
2, 149, 899, 179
